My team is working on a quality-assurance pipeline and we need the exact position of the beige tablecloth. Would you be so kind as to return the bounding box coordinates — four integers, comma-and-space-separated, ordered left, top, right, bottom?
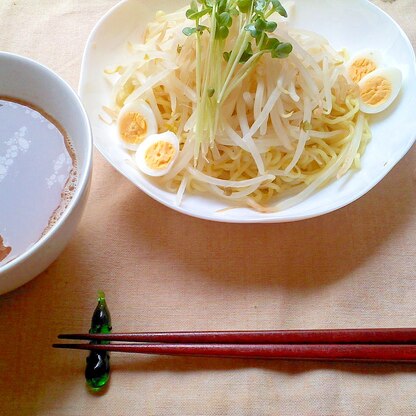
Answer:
1, 1, 415, 414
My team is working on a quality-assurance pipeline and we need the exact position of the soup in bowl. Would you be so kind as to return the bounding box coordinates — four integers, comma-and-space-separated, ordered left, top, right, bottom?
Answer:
0, 52, 92, 294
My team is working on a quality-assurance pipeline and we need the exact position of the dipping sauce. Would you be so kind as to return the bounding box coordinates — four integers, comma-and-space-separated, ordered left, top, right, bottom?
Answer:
0, 97, 77, 267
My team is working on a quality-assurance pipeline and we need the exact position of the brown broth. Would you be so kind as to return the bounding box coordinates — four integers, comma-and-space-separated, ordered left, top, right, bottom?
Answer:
0, 96, 77, 266
0, 235, 11, 262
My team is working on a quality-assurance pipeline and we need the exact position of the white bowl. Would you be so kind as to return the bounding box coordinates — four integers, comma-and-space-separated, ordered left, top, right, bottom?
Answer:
80, 0, 416, 223
0, 52, 93, 294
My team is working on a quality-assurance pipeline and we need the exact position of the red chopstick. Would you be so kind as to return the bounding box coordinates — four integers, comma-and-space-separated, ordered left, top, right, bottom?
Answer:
52, 342, 416, 362
53, 329, 416, 362
57, 328, 416, 344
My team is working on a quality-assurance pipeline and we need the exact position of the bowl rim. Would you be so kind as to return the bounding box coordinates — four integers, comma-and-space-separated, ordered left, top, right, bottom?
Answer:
79, 0, 416, 224
0, 51, 93, 274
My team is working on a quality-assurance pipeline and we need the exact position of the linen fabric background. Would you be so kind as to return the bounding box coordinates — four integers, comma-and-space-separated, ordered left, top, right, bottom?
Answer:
0, 0, 415, 414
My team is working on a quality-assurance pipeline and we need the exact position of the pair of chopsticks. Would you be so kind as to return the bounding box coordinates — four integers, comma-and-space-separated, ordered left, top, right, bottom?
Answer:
53, 328, 416, 362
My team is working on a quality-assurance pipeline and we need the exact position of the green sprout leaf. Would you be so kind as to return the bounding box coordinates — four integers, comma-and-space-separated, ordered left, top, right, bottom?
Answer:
182, 26, 197, 36
216, 25, 229, 39
229, 7, 239, 16
265, 21, 277, 32
271, 42, 292, 58
186, 7, 209, 20
271, 0, 287, 17
218, 12, 232, 27
237, 0, 252, 13
239, 41, 253, 63
244, 23, 258, 37
218, 0, 227, 12
258, 36, 278, 51
254, 0, 267, 14
223, 51, 231, 61
197, 24, 209, 33
254, 17, 267, 32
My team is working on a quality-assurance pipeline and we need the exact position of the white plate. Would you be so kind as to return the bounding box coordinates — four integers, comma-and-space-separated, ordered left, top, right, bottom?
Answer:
79, 0, 416, 223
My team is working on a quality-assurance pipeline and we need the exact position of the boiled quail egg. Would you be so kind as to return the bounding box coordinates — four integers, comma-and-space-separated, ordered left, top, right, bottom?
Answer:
135, 131, 179, 176
117, 100, 157, 150
346, 49, 383, 83
358, 67, 402, 114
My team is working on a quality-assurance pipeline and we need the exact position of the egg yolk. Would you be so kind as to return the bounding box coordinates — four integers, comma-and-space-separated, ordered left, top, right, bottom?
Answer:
119, 112, 148, 145
360, 76, 392, 107
349, 58, 377, 83
145, 141, 175, 170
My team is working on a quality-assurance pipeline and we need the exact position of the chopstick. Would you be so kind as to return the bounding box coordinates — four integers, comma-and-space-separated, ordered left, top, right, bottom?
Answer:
53, 329, 416, 362
52, 342, 416, 362
57, 328, 416, 344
